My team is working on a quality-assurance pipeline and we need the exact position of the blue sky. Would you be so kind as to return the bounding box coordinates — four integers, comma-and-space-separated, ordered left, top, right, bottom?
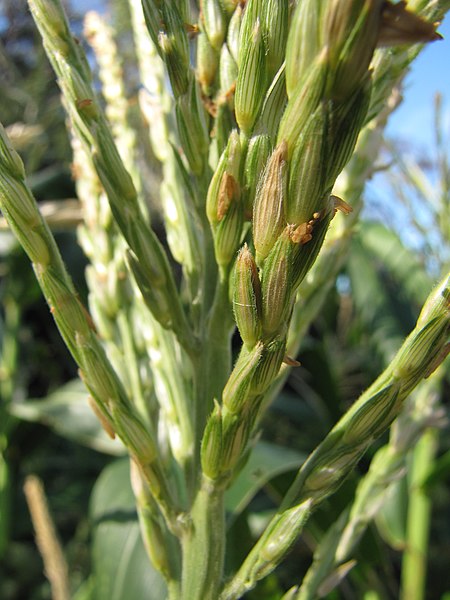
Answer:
386, 14, 450, 148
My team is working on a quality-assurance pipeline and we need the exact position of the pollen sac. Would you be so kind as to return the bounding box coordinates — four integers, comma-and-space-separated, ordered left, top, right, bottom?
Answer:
253, 141, 288, 263
235, 18, 267, 135
277, 51, 328, 155
219, 43, 238, 104
159, 3, 190, 98
263, 0, 289, 81
323, 0, 384, 100
221, 0, 239, 16
285, 107, 328, 226
213, 197, 244, 267
206, 130, 241, 225
251, 337, 286, 395
175, 77, 210, 175
243, 133, 271, 219
342, 383, 402, 445
201, 402, 223, 480
222, 342, 264, 414
0, 125, 25, 179
324, 79, 372, 189
111, 404, 157, 464
197, 30, 220, 95
126, 250, 173, 329
141, 0, 163, 51
285, 0, 323, 98
290, 202, 335, 290
217, 172, 239, 221
233, 244, 263, 348
220, 413, 252, 473
260, 226, 296, 338
227, 3, 242, 63
201, 0, 227, 51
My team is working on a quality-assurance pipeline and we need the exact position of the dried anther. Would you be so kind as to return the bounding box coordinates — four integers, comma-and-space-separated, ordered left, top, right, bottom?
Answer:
332, 195, 353, 215
283, 355, 301, 367
291, 210, 325, 245
217, 172, 239, 220
201, 94, 218, 117
215, 83, 237, 109
211, 84, 237, 119
291, 222, 313, 245
88, 396, 116, 439
185, 23, 199, 38
378, 1, 442, 47
76, 98, 93, 109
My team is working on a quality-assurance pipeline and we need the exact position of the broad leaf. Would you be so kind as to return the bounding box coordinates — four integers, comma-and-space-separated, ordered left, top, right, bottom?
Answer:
90, 458, 166, 600
360, 221, 431, 307
375, 474, 408, 549
11, 379, 125, 455
225, 441, 306, 520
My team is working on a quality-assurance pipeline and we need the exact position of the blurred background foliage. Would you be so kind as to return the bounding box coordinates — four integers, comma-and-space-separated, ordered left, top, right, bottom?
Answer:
0, 2, 449, 599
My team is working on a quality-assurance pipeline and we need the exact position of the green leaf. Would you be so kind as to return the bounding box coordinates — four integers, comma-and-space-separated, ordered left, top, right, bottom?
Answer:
225, 441, 306, 520
347, 223, 429, 363
359, 221, 432, 307
422, 447, 450, 491
0, 454, 11, 557
295, 509, 352, 600
90, 458, 166, 600
10, 379, 125, 455
72, 578, 95, 600
375, 474, 408, 549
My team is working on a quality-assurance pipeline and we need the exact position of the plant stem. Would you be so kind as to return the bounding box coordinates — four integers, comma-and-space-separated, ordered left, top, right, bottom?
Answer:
195, 264, 234, 443
400, 429, 437, 600
116, 311, 148, 421
181, 476, 226, 600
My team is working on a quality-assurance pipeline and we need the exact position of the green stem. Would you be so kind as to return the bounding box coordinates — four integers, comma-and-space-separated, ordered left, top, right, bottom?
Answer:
198, 267, 234, 436
0, 297, 20, 402
400, 429, 437, 600
181, 476, 226, 600
0, 445, 10, 558
117, 311, 148, 420
0, 295, 20, 558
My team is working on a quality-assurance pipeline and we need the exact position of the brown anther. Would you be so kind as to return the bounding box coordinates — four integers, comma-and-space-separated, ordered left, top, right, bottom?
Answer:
225, 82, 236, 102
201, 93, 218, 117
312, 212, 321, 220
277, 140, 288, 162
185, 23, 199, 38
291, 222, 313, 245
378, 1, 442, 47
76, 98, 93, 110
216, 83, 236, 109
70, 162, 81, 180
283, 355, 301, 367
244, 204, 253, 221
50, 305, 55, 314
217, 172, 238, 220
78, 297, 97, 331
332, 195, 353, 215
78, 368, 86, 385
88, 396, 116, 439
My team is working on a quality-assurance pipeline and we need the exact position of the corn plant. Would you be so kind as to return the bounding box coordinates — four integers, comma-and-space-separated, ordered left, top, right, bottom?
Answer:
0, 1, 449, 598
